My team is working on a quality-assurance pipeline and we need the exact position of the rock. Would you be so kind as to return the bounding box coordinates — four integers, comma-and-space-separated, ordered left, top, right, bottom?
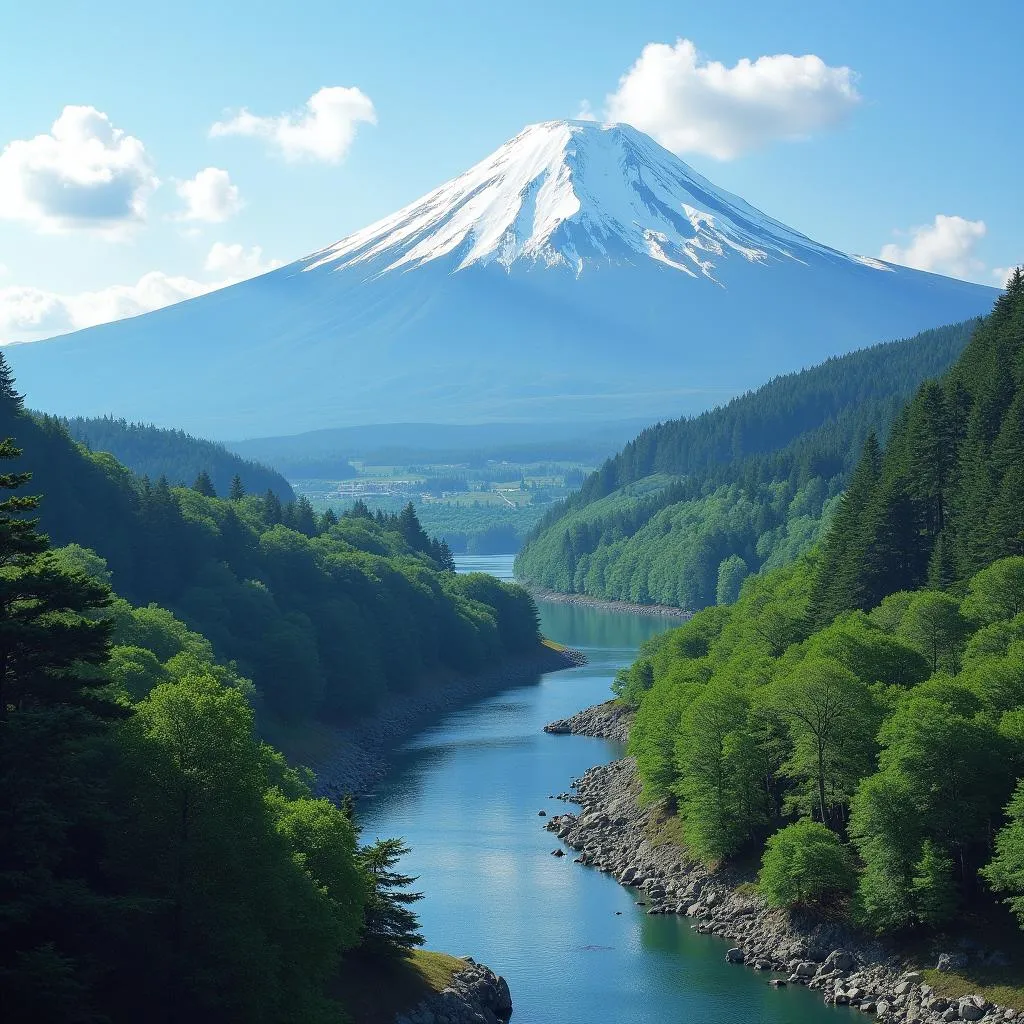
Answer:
795, 962, 819, 978
937, 952, 969, 973
538, 810, 547, 816
726, 948, 745, 964
551, 848, 565, 857
824, 950, 856, 973
769, 978, 787, 987
941, 1008, 960, 1022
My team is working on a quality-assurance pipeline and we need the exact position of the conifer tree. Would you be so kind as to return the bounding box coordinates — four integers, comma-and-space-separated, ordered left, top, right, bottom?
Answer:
358, 838, 424, 950
319, 508, 338, 532
192, 470, 216, 498
229, 474, 245, 501
264, 488, 283, 525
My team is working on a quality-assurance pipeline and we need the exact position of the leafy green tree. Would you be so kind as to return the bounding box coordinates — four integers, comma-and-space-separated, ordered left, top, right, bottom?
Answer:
962, 557, 1024, 624
674, 679, 765, 863
898, 591, 968, 673
771, 657, 878, 825
716, 554, 749, 606
983, 780, 1024, 925
849, 771, 923, 931
758, 819, 854, 908
911, 840, 959, 927
358, 838, 424, 951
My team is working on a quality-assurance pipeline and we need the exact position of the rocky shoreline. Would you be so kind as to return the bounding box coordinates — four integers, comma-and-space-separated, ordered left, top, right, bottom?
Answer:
307, 644, 579, 800
395, 959, 513, 1024
543, 698, 633, 743
524, 585, 693, 620
544, 705, 1020, 1024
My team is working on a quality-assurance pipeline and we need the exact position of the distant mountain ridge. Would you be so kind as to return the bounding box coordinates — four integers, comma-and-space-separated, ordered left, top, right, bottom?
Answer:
65, 415, 294, 500
515, 319, 980, 609
7, 120, 998, 438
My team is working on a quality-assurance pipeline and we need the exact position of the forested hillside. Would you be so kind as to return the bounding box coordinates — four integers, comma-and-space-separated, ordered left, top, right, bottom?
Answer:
516, 320, 977, 609
619, 273, 1024, 937
0, 366, 541, 724
0, 419, 448, 1020
65, 414, 295, 501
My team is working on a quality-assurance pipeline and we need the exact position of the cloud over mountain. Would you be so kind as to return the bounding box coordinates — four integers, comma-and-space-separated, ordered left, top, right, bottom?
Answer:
603, 38, 861, 160
210, 86, 376, 163
0, 105, 158, 234
176, 167, 242, 223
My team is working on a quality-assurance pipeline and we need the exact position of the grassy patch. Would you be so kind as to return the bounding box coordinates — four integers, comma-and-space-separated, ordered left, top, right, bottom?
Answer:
334, 949, 466, 1024
922, 967, 1024, 1010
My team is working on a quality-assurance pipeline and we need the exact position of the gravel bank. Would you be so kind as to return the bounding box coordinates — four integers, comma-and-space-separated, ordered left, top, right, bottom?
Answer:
545, 729, 1020, 1023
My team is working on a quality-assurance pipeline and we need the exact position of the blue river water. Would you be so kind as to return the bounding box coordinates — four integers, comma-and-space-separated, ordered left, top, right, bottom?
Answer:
358, 555, 838, 1023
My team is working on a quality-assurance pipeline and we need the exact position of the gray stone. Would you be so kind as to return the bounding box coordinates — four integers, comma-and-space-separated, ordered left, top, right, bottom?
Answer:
726, 947, 745, 964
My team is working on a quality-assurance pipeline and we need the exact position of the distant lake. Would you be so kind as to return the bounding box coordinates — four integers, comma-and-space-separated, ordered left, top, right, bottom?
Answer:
357, 555, 839, 1022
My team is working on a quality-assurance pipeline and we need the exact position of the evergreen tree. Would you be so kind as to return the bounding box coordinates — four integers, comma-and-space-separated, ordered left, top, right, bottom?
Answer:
358, 838, 424, 951
228, 474, 245, 501
0, 352, 25, 409
319, 508, 338, 533
264, 488, 283, 525
294, 495, 318, 537
0, 438, 117, 1019
192, 470, 216, 498
398, 501, 430, 553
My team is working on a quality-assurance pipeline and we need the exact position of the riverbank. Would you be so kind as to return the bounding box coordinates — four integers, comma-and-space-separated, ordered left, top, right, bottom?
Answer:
544, 697, 632, 742
544, 706, 1022, 1023
269, 643, 579, 799
524, 585, 693, 620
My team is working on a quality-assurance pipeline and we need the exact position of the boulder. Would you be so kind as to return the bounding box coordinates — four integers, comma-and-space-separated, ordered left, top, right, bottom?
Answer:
937, 952, 969, 973
823, 949, 856, 973
551, 848, 565, 857
726, 948, 745, 964
795, 962, 819, 978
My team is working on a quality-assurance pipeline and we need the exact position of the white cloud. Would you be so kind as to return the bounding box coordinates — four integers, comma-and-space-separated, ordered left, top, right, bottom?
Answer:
176, 166, 242, 223
204, 241, 283, 278
603, 38, 860, 160
0, 105, 158, 234
880, 215, 987, 280
575, 100, 597, 122
210, 86, 376, 163
992, 266, 1021, 288
0, 242, 283, 341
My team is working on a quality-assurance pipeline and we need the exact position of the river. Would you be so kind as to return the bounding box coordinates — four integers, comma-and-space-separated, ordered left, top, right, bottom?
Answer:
358, 555, 838, 1022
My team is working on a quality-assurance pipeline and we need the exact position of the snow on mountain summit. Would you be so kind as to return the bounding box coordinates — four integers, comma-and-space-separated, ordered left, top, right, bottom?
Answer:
306, 119, 851, 280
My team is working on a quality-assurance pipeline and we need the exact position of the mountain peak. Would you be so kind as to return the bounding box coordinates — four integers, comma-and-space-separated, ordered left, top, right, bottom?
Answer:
305, 118, 848, 281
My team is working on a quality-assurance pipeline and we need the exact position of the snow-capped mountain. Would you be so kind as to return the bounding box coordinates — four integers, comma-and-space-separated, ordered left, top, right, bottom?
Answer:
8, 120, 998, 438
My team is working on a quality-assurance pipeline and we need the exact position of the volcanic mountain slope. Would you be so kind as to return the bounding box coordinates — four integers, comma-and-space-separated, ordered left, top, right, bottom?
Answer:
7, 120, 998, 439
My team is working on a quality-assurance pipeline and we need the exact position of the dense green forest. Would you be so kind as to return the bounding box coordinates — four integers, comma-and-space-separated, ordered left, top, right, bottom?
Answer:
618, 273, 1024, 935
65, 414, 295, 500
516, 320, 978, 609
0, 376, 541, 725
0, 410, 447, 1019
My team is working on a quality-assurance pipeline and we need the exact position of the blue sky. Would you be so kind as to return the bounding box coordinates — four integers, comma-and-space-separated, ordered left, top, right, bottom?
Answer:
1, 0, 1020, 339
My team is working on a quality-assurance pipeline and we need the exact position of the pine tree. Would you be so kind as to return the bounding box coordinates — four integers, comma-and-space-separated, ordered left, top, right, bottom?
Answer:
192, 470, 216, 498
810, 433, 882, 624
0, 352, 24, 410
358, 838, 424, 950
294, 495, 318, 537
319, 508, 338, 533
264, 489, 283, 525
229, 474, 245, 501
398, 501, 430, 553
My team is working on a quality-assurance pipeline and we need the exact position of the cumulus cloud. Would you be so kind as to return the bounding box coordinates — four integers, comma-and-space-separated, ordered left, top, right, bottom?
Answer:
210, 86, 376, 163
992, 266, 1021, 288
602, 38, 860, 160
176, 167, 242, 223
880, 215, 987, 281
0, 242, 283, 341
0, 105, 158, 234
